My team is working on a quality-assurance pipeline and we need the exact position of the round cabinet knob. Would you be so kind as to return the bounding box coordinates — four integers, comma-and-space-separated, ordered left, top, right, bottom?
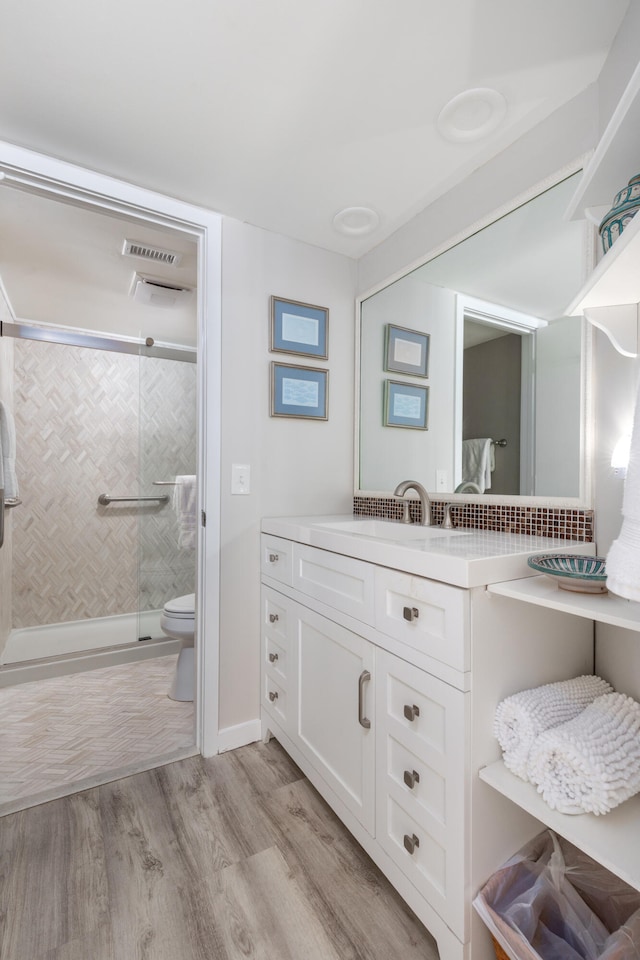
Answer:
403, 833, 420, 855
403, 769, 420, 790
403, 703, 420, 722
268, 652, 279, 663
269, 553, 279, 563
268, 691, 279, 702
269, 613, 279, 623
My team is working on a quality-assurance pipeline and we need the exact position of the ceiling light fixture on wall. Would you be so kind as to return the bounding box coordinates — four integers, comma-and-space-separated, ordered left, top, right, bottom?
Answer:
437, 87, 507, 143
332, 206, 380, 237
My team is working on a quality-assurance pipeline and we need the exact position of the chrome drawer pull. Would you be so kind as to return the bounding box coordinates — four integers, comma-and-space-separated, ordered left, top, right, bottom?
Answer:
268, 652, 279, 663
403, 833, 420, 855
358, 670, 371, 729
269, 613, 279, 623
403, 606, 419, 622
403, 769, 420, 790
268, 553, 279, 563
403, 703, 420, 722
268, 691, 279, 702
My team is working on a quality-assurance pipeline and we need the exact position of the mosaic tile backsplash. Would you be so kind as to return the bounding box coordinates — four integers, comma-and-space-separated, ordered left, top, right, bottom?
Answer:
354, 495, 594, 542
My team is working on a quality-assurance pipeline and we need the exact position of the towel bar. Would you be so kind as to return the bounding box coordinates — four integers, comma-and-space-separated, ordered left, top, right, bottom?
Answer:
98, 493, 169, 505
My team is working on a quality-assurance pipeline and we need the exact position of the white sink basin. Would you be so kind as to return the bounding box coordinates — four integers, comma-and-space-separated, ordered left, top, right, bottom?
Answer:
316, 519, 472, 540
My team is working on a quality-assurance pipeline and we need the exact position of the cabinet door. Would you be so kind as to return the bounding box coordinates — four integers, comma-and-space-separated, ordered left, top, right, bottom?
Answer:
375, 648, 467, 939
296, 604, 375, 835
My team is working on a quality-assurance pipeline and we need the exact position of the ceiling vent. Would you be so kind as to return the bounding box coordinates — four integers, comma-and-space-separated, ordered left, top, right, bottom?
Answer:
122, 239, 183, 267
131, 273, 193, 308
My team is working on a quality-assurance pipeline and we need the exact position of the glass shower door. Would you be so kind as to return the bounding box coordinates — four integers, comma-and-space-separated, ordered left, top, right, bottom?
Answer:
136, 347, 198, 644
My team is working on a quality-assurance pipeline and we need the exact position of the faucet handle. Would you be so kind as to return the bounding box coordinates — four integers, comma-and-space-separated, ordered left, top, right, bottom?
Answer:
399, 500, 411, 524
443, 503, 455, 529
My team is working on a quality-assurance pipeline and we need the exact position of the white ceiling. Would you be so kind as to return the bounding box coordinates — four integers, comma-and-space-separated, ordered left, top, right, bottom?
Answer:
0, 0, 630, 260
0, 2, 631, 346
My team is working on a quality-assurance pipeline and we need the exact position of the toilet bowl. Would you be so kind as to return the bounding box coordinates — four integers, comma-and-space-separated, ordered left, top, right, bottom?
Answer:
160, 593, 195, 701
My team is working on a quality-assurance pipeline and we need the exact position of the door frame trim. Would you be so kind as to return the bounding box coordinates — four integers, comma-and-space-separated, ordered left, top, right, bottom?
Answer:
0, 140, 222, 757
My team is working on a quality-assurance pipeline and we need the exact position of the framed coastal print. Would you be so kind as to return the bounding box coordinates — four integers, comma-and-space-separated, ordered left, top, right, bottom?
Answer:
270, 296, 329, 359
270, 362, 328, 420
384, 323, 429, 378
383, 379, 429, 430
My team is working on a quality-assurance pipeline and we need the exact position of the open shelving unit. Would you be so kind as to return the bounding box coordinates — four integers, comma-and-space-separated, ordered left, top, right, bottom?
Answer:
483, 575, 640, 890
564, 61, 640, 357
488, 575, 640, 632
479, 760, 640, 891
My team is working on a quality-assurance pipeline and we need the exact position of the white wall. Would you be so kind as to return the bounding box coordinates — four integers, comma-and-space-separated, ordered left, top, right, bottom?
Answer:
219, 219, 356, 732
357, 87, 598, 297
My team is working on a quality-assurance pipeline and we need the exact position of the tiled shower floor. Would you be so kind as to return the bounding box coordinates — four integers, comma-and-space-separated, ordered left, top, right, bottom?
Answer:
0, 654, 196, 815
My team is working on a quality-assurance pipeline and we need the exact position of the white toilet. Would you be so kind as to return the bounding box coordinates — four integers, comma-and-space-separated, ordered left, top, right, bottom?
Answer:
160, 593, 195, 701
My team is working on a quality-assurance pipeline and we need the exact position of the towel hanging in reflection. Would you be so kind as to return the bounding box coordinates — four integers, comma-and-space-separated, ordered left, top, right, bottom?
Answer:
461, 438, 493, 493
0, 400, 19, 500
172, 475, 197, 550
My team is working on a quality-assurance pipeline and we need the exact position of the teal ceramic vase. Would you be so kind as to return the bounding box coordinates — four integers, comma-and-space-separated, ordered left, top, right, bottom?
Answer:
599, 174, 640, 253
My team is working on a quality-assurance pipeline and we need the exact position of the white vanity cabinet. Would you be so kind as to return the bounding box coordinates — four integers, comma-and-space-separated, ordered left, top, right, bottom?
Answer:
260, 523, 594, 960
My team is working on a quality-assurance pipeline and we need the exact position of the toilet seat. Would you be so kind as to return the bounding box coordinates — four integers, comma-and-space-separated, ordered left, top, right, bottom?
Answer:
163, 593, 195, 619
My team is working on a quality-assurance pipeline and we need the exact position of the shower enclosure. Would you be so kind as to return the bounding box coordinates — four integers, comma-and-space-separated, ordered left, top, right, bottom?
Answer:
0, 323, 197, 672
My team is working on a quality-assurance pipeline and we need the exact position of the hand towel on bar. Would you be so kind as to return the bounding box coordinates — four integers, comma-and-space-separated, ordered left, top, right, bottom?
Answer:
461, 438, 493, 492
607, 375, 640, 600
494, 675, 613, 782
527, 692, 640, 815
173, 475, 197, 550
0, 400, 18, 500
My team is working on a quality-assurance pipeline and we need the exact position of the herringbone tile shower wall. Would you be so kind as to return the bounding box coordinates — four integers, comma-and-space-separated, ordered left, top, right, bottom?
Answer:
11, 339, 196, 629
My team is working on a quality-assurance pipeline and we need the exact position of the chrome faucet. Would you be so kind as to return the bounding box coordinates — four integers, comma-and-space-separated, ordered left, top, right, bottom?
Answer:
393, 480, 432, 526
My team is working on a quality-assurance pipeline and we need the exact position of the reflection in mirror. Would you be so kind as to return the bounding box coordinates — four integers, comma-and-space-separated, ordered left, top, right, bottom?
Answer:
358, 171, 589, 501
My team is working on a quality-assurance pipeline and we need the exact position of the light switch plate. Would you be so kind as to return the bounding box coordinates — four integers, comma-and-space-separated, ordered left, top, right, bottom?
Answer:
231, 463, 250, 495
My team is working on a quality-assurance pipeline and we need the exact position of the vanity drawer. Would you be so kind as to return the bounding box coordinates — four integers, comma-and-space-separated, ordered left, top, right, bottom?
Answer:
374, 568, 469, 671
261, 535, 293, 586
264, 634, 287, 683
263, 590, 288, 645
375, 648, 467, 938
292, 543, 375, 625
263, 674, 288, 727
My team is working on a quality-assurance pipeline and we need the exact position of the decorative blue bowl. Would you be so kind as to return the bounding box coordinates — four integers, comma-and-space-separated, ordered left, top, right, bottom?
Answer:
599, 174, 640, 253
527, 554, 608, 593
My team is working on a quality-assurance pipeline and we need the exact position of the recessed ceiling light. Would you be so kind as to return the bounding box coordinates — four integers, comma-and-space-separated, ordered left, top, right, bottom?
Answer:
332, 206, 380, 236
437, 88, 507, 143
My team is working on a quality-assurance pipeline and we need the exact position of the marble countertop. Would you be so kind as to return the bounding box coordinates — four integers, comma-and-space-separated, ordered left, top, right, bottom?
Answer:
261, 514, 596, 588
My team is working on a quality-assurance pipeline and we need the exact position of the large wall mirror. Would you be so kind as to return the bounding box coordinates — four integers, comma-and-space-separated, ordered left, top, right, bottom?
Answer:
357, 170, 593, 505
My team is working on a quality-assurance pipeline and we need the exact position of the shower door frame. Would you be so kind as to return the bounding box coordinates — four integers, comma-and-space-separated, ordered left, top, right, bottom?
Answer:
0, 140, 222, 757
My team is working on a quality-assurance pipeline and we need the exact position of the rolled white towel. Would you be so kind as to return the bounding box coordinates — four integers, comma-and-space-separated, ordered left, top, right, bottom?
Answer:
528, 693, 640, 816
494, 675, 612, 781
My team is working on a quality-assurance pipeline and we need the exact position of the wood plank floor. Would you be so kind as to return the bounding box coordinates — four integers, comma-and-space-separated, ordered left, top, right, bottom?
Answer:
0, 738, 440, 960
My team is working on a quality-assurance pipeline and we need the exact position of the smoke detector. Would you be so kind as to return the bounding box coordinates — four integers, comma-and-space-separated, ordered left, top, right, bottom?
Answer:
131, 273, 193, 308
122, 239, 183, 267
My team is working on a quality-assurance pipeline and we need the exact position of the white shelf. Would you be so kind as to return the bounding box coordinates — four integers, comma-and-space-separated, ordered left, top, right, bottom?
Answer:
487, 575, 640, 632
566, 60, 640, 221
566, 209, 640, 313
480, 760, 640, 891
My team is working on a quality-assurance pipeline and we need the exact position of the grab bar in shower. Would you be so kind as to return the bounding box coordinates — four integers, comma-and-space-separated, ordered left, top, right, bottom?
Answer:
97, 493, 170, 506
152, 480, 179, 485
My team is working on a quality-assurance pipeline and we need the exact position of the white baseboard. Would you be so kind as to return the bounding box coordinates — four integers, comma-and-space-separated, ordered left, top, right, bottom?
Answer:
217, 718, 261, 753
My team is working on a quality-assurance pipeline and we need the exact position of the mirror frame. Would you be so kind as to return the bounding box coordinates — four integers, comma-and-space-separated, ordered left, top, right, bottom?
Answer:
354, 161, 595, 509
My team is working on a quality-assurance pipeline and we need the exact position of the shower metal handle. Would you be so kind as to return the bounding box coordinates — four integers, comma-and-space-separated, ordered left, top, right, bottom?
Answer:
98, 493, 170, 505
